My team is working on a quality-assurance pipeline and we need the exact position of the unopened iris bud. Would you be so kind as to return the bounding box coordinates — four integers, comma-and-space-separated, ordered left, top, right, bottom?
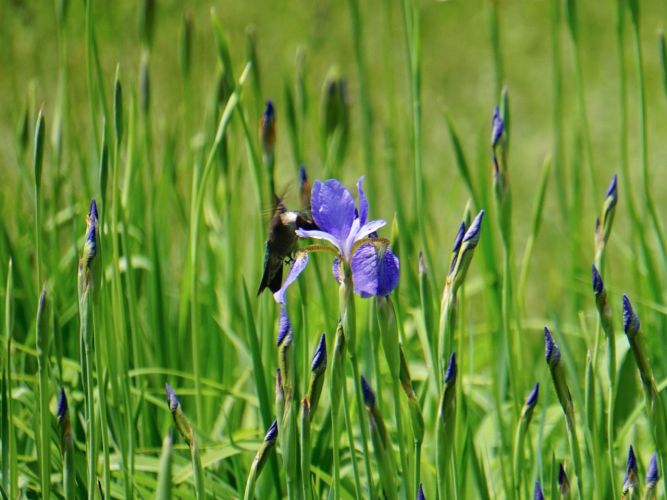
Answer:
264, 419, 278, 443
525, 382, 539, 411
544, 326, 561, 367
277, 307, 295, 404
595, 174, 618, 261
491, 105, 505, 149
57, 388, 68, 422
622, 295, 640, 336
558, 463, 570, 496
449, 222, 466, 274
645, 452, 659, 493
299, 165, 311, 210
449, 210, 484, 290
165, 383, 192, 444
592, 265, 604, 296
534, 481, 544, 500
622, 445, 638, 496
34, 109, 45, 191
361, 376, 376, 408
311, 332, 327, 374
277, 306, 292, 347
320, 70, 350, 164
259, 100, 276, 155
417, 483, 425, 500
165, 383, 179, 412
307, 333, 327, 417
444, 352, 457, 386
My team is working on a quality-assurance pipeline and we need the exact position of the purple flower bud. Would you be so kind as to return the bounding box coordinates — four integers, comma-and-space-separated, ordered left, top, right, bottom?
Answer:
622, 294, 640, 334
606, 174, 618, 206
623, 445, 639, 495
165, 383, 179, 412
299, 165, 308, 185
525, 382, 539, 409
417, 483, 425, 500
277, 306, 292, 346
646, 451, 659, 487
491, 106, 505, 148
592, 265, 603, 296
625, 445, 637, 481
264, 419, 278, 442
444, 352, 457, 385
262, 99, 275, 124
462, 210, 484, 247
452, 222, 466, 254
311, 333, 327, 373
89, 199, 99, 222
534, 481, 544, 500
360, 376, 375, 408
544, 327, 561, 366
57, 388, 68, 421
558, 463, 570, 496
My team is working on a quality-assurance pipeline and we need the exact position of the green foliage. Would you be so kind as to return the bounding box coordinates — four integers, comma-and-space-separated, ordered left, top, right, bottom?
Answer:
2, 0, 667, 498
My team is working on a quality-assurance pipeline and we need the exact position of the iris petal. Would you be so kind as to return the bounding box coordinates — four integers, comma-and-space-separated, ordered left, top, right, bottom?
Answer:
350, 243, 400, 298
354, 219, 386, 244
273, 253, 309, 304
295, 228, 343, 254
310, 179, 356, 243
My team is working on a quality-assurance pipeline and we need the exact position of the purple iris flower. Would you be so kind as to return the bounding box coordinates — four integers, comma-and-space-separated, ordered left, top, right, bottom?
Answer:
274, 177, 399, 303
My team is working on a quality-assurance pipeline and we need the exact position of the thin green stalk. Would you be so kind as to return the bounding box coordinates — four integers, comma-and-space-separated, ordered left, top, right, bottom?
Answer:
391, 379, 409, 497
36, 287, 50, 499
79, 284, 96, 500
341, 376, 363, 498
156, 433, 173, 500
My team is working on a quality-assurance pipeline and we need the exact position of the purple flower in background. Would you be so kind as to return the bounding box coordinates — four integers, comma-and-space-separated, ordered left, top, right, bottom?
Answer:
274, 177, 399, 303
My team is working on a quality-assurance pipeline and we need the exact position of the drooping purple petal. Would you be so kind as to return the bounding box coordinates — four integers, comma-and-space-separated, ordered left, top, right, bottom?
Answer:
295, 228, 343, 253
357, 176, 369, 225
310, 179, 356, 243
273, 253, 309, 304
350, 243, 400, 298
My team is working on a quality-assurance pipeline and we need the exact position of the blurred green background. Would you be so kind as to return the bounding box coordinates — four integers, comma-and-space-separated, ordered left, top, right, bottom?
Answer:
3, 0, 667, 316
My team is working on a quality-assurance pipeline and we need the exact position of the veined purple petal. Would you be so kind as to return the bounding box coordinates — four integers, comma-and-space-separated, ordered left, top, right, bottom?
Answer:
277, 306, 292, 346
310, 179, 356, 243
295, 228, 342, 254
343, 218, 362, 258
273, 253, 309, 304
350, 243, 399, 298
357, 176, 369, 225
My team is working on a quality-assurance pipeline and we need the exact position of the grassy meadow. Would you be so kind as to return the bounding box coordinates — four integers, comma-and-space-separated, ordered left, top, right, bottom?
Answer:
3, 0, 667, 498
